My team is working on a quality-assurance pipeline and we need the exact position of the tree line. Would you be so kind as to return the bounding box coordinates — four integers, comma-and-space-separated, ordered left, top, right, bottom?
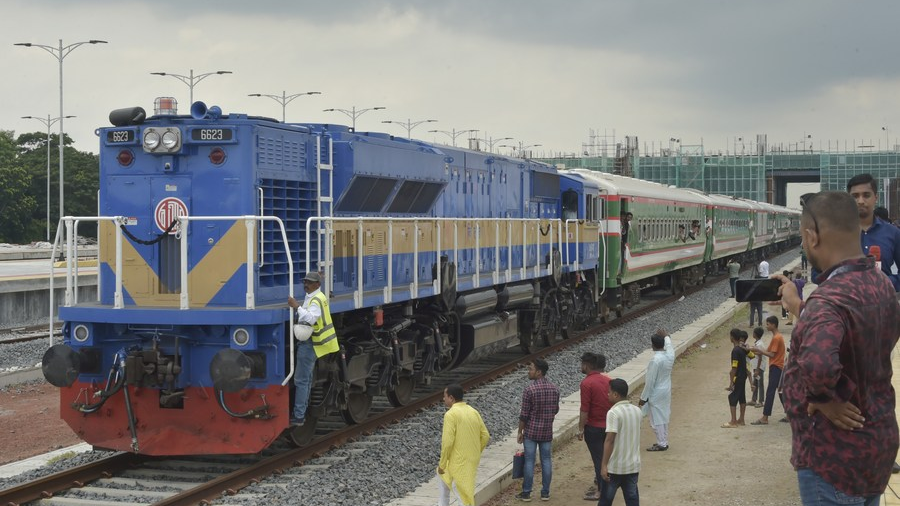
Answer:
0, 130, 99, 244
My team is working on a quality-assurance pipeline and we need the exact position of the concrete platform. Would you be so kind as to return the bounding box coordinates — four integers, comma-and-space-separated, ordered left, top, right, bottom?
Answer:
0, 443, 92, 479
387, 281, 772, 506
0, 273, 96, 330
0, 246, 97, 262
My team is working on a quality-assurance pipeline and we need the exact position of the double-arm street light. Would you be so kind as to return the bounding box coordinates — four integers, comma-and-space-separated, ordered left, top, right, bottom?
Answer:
22, 114, 76, 241
486, 136, 513, 152
15, 38, 107, 222
382, 118, 438, 139
150, 69, 233, 105
323, 106, 386, 131
428, 128, 479, 147
500, 142, 542, 158
248, 91, 322, 122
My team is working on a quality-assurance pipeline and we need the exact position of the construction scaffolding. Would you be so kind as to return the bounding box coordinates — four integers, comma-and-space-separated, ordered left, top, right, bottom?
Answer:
541, 145, 898, 212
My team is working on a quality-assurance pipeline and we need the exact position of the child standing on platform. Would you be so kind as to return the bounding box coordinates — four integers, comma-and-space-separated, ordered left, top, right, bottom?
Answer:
749, 327, 767, 407
722, 328, 749, 428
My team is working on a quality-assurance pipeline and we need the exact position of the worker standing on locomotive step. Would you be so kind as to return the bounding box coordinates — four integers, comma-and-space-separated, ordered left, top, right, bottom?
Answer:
287, 271, 339, 426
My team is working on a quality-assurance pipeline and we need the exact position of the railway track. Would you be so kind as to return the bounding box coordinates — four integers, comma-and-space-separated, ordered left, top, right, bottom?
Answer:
0, 324, 61, 345
0, 275, 723, 506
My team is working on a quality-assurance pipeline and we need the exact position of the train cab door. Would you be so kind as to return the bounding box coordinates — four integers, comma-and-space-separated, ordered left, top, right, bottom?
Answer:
561, 189, 579, 221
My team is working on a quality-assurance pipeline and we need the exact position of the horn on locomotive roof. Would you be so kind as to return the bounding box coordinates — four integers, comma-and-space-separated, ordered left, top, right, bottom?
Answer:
191, 101, 222, 120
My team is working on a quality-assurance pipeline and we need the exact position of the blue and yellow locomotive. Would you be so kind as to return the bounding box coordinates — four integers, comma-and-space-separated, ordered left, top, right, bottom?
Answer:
43, 100, 797, 455
43, 100, 599, 454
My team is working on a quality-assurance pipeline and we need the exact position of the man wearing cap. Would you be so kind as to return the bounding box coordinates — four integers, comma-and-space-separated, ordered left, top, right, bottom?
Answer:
287, 271, 339, 425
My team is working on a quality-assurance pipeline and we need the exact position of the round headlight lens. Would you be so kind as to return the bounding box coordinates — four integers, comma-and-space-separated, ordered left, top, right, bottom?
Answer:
73, 324, 90, 342
232, 328, 250, 347
144, 131, 160, 150
162, 130, 179, 149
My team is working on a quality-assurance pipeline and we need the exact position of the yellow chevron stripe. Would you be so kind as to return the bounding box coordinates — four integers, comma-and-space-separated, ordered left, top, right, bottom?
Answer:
187, 221, 250, 307
99, 220, 251, 307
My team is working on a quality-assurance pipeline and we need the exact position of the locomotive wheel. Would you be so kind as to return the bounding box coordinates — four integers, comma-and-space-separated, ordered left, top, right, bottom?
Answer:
387, 374, 416, 407
286, 417, 318, 447
518, 311, 538, 354
341, 392, 373, 424
560, 292, 576, 339
539, 292, 560, 346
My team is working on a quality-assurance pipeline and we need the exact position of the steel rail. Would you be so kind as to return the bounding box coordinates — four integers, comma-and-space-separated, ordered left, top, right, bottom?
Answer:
0, 452, 146, 505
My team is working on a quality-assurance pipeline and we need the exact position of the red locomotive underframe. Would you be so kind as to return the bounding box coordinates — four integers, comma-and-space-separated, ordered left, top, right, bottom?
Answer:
59, 383, 289, 455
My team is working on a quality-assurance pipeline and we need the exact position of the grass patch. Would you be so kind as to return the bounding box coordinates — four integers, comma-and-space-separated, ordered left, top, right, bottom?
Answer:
46, 451, 77, 464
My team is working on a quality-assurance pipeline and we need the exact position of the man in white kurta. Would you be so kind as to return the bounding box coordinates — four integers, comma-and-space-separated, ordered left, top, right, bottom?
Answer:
639, 329, 674, 451
437, 384, 490, 506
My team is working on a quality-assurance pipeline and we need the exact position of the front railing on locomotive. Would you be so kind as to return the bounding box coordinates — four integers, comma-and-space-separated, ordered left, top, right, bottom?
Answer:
49, 214, 307, 385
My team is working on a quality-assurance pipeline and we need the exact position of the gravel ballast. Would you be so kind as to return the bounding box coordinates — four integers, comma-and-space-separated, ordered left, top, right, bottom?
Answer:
0, 249, 801, 504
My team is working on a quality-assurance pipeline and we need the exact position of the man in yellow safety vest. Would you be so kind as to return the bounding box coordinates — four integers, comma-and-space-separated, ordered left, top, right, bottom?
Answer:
288, 271, 339, 425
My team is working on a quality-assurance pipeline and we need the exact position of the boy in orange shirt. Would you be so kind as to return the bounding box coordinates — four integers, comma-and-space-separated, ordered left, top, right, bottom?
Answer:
751, 315, 786, 425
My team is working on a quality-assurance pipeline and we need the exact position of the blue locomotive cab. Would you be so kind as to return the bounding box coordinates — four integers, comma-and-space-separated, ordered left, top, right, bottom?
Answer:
49, 101, 325, 454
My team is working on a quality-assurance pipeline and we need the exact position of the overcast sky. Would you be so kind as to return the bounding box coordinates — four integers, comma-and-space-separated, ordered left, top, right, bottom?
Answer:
4, 0, 899, 157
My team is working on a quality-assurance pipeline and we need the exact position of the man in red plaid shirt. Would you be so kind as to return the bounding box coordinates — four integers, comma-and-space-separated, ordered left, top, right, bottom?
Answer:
516, 358, 560, 502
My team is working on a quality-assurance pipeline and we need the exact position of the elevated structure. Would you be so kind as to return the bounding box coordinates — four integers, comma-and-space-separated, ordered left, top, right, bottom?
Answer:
542, 147, 899, 218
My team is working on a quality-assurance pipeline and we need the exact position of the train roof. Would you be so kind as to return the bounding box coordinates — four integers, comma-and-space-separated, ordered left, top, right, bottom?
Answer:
558, 170, 602, 192
565, 169, 711, 205
682, 188, 755, 211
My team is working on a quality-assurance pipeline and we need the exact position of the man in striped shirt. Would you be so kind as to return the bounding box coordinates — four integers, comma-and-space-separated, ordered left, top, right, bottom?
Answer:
600, 378, 642, 506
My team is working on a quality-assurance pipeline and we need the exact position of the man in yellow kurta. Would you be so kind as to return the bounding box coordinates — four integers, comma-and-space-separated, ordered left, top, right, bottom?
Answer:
438, 383, 490, 506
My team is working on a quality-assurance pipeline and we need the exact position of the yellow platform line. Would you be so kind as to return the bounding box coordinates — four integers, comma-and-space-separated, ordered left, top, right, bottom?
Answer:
53, 259, 98, 268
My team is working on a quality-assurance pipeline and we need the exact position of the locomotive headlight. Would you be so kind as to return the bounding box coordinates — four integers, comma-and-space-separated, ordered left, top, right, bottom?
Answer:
232, 327, 250, 347
142, 127, 181, 153
73, 324, 90, 343
162, 130, 179, 149
143, 130, 160, 150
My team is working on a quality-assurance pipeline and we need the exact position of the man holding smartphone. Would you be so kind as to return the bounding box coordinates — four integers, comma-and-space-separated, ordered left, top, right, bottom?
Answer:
777, 191, 900, 505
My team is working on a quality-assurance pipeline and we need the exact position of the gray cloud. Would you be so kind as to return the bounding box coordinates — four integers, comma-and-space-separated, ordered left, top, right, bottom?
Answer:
5, 0, 900, 155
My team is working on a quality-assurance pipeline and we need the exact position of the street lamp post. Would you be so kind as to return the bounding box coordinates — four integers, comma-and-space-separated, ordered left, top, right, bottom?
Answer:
248, 91, 321, 122
323, 106, 386, 131
882, 127, 890, 151
501, 142, 542, 158
22, 114, 75, 241
382, 118, 438, 139
485, 136, 513, 153
668, 137, 682, 156
150, 69, 233, 105
15, 38, 107, 221
428, 128, 478, 147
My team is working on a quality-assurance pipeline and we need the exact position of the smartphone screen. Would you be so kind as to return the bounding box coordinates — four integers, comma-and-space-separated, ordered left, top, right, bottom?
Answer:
735, 278, 782, 302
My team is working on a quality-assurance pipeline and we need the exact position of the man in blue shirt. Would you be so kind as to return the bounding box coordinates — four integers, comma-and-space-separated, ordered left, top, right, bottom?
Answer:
847, 173, 900, 292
